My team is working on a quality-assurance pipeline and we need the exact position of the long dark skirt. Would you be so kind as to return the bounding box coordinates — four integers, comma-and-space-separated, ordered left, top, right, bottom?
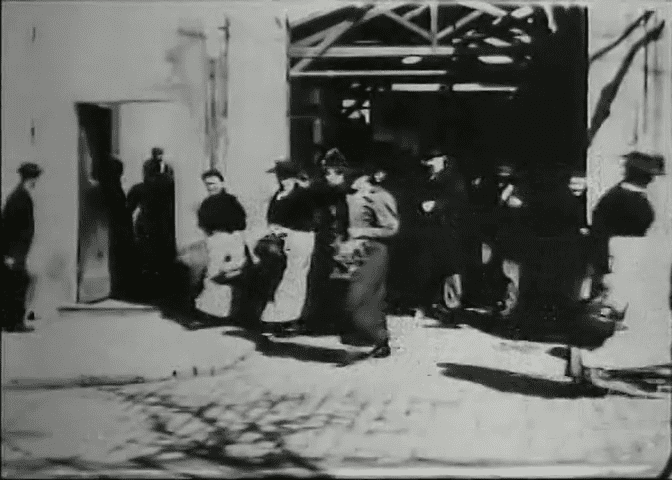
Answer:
345, 241, 390, 344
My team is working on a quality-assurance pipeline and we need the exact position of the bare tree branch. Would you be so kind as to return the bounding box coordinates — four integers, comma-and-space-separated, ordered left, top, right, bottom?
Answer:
587, 20, 665, 148
589, 10, 654, 66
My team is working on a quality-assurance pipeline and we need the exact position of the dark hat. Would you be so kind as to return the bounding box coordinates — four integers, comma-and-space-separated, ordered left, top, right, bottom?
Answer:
267, 158, 302, 178
622, 150, 665, 176
151, 147, 164, 156
321, 148, 349, 169
17, 162, 43, 179
421, 147, 445, 163
496, 162, 518, 178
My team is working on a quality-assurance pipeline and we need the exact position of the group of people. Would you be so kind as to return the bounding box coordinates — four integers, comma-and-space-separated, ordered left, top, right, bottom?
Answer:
192, 148, 400, 360
2, 143, 667, 355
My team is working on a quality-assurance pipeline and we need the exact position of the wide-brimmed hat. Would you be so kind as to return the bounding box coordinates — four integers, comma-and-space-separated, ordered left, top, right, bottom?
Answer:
321, 148, 349, 170
267, 158, 302, 178
151, 147, 164, 156
17, 162, 43, 180
622, 150, 665, 176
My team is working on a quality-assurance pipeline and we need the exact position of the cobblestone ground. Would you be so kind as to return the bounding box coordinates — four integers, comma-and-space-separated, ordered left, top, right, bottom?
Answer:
2, 316, 670, 478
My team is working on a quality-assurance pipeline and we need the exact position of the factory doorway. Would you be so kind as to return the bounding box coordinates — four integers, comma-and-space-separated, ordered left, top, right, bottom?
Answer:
287, 2, 589, 307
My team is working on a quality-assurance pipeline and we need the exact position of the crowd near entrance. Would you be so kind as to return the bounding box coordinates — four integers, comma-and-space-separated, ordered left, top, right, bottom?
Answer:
288, 2, 588, 312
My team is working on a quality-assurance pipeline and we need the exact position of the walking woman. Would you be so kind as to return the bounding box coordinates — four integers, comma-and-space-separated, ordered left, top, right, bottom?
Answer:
261, 159, 317, 337
194, 169, 248, 320
303, 148, 350, 334
341, 170, 400, 359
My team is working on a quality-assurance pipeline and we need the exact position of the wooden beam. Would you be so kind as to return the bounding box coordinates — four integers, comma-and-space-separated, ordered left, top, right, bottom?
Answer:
295, 20, 347, 47
290, 69, 449, 78
403, 4, 428, 21
291, 20, 357, 73
437, 10, 483, 41
290, 45, 458, 58
381, 10, 433, 42
430, 2, 438, 48
456, 1, 507, 18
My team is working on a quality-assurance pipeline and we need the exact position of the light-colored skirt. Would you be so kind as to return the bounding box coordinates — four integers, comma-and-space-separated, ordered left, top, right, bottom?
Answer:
261, 230, 316, 324
195, 231, 247, 318
581, 236, 672, 369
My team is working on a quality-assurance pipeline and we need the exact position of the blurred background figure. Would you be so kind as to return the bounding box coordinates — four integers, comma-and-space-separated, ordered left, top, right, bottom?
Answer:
100, 155, 137, 300
2, 162, 42, 333
127, 147, 176, 302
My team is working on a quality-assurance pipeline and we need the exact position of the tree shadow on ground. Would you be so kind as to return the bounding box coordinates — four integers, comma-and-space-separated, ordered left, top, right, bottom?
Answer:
437, 362, 608, 399
95, 386, 341, 477
224, 329, 356, 365
2, 387, 334, 477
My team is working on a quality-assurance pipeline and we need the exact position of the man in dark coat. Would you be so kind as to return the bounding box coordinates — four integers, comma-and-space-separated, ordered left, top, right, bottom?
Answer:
128, 149, 176, 302
414, 149, 469, 317
2, 162, 42, 332
143, 147, 174, 180
591, 150, 665, 278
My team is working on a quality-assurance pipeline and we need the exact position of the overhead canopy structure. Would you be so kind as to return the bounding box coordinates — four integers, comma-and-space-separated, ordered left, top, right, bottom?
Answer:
289, 1, 558, 84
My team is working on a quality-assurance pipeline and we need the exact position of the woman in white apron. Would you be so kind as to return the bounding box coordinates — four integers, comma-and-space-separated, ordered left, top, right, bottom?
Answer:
260, 159, 317, 337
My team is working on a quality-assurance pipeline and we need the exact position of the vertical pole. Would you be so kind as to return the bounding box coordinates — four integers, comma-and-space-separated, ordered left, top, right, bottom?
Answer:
219, 16, 230, 176
285, 13, 292, 160
209, 57, 217, 170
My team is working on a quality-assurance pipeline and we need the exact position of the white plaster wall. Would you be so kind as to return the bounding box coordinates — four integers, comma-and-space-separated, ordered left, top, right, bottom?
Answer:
587, 2, 672, 235
1, 1, 315, 313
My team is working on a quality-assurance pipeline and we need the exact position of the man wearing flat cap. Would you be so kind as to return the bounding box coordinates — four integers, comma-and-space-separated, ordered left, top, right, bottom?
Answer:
414, 148, 469, 319
2, 162, 42, 332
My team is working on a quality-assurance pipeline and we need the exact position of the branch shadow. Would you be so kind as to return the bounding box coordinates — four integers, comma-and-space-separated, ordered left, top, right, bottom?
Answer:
96, 386, 344, 476
437, 362, 607, 399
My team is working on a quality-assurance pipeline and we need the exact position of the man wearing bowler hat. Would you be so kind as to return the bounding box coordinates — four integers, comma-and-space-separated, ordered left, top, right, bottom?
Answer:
2, 162, 42, 332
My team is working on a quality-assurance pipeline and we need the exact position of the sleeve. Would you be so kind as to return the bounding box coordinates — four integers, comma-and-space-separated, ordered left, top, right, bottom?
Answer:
2, 194, 32, 260
230, 196, 247, 232
127, 184, 142, 214
360, 192, 400, 239
590, 193, 613, 273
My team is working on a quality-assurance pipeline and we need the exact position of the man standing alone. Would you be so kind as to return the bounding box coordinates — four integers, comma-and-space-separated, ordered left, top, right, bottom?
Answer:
2, 163, 42, 332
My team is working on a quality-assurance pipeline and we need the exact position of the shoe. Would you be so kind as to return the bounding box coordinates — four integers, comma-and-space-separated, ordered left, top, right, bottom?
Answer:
370, 341, 391, 358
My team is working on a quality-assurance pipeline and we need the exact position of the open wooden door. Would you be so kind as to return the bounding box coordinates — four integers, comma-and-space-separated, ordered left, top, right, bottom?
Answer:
76, 103, 114, 303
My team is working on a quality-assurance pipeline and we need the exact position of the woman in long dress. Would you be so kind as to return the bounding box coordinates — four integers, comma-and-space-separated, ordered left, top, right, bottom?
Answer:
194, 176, 248, 320
260, 159, 317, 337
341, 172, 400, 359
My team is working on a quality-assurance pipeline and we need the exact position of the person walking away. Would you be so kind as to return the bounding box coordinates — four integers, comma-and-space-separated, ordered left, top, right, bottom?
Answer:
194, 169, 248, 322
260, 159, 318, 337
415, 149, 469, 320
303, 149, 350, 334
100, 156, 136, 299
127, 148, 176, 302
2, 163, 42, 333
579, 151, 668, 388
590, 151, 665, 312
340, 171, 400, 359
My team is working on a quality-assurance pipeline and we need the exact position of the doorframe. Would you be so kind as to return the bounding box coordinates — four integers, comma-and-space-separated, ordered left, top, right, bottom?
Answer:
73, 99, 174, 305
